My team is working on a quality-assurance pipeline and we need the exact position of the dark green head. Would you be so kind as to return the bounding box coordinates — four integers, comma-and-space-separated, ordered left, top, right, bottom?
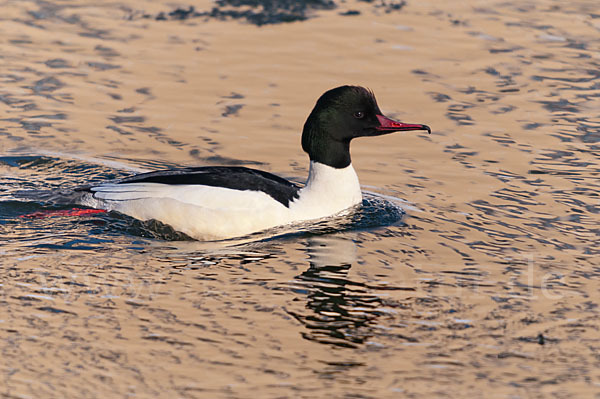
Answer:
301, 85, 430, 168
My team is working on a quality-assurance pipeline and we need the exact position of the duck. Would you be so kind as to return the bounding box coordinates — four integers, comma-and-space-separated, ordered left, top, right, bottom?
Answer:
79, 85, 430, 240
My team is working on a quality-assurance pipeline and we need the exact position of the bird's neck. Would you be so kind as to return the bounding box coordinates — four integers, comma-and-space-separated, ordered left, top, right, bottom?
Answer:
304, 160, 359, 189
289, 161, 362, 217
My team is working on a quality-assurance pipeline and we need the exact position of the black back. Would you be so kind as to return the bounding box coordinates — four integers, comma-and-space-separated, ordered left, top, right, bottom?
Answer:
93, 166, 300, 207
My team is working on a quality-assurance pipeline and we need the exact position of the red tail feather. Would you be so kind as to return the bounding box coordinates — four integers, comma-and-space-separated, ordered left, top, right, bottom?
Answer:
20, 208, 107, 219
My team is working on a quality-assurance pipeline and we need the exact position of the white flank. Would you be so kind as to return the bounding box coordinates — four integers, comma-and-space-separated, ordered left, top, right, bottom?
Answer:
83, 161, 363, 240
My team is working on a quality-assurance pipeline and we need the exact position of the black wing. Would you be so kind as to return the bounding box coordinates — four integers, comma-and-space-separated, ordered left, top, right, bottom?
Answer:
113, 166, 301, 207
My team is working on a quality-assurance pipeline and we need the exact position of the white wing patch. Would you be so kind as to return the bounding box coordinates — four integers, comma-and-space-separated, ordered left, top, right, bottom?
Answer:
91, 183, 168, 201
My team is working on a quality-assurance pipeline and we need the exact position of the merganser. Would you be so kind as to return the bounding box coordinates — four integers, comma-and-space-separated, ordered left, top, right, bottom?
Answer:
79, 86, 430, 240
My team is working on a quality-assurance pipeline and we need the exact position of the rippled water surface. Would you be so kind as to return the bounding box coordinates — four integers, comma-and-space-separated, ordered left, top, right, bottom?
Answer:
1, 0, 599, 397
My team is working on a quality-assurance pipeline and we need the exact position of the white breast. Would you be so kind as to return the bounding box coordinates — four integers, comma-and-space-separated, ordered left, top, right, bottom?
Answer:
288, 161, 362, 221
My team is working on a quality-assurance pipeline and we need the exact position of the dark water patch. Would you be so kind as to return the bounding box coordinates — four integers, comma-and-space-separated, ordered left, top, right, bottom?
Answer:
110, 115, 145, 124
0, 93, 37, 110
577, 122, 600, 143
222, 104, 244, 117
485, 67, 500, 76
411, 69, 441, 79
133, 125, 185, 148
483, 132, 519, 147
221, 92, 245, 99
491, 105, 515, 114
155, 6, 197, 21
445, 102, 475, 126
31, 236, 114, 251
109, 119, 180, 146
100, 156, 183, 172
429, 92, 451, 102
16, 119, 52, 133
86, 61, 120, 71
27, 2, 78, 23
151, 1, 336, 26
118, 107, 136, 113
523, 122, 543, 130
196, 154, 267, 167
532, 68, 600, 84
532, 148, 598, 173
377, 1, 407, 13
44, 58, 71, 69
10, 38, 33, 45
443, 144, 479, 169
29, 113, 67, 120
546, 118, 600, 143
0, 74, 26, 84
11, 295, 42, 302
0, 155, 49, 168
459, 196, 599, 255
0, 155, 127, 190
135, 87, 153, 96
106, 125, 133, 136
31, 76, 64, 93
78, 29, 112, 40
490, 188, 542, 206
37, 306, 77, 315
565, 40, 587, 50
94, 45, 120, 58
0, 200, 46, 221
144, 0, 408, 26
539, 98, 580, 113
489, 46, 523, 54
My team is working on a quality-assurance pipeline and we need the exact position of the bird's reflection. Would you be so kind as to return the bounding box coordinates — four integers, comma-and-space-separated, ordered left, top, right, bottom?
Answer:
170, 232, 411, 349
287, 235, 387, 348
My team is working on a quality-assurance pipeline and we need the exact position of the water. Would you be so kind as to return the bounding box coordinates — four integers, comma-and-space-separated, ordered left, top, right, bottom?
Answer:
1, 0, 599, 397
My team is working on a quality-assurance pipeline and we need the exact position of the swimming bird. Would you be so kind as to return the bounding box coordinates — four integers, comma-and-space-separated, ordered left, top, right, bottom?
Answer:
80, 86, 430, 240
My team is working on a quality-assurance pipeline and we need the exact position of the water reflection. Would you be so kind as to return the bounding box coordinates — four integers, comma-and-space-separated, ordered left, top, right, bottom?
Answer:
288, 235, 414, 348
2, 0, 600, 396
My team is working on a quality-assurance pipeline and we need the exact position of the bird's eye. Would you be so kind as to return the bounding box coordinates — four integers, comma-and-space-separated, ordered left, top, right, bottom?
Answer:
354, 111, 364, 119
